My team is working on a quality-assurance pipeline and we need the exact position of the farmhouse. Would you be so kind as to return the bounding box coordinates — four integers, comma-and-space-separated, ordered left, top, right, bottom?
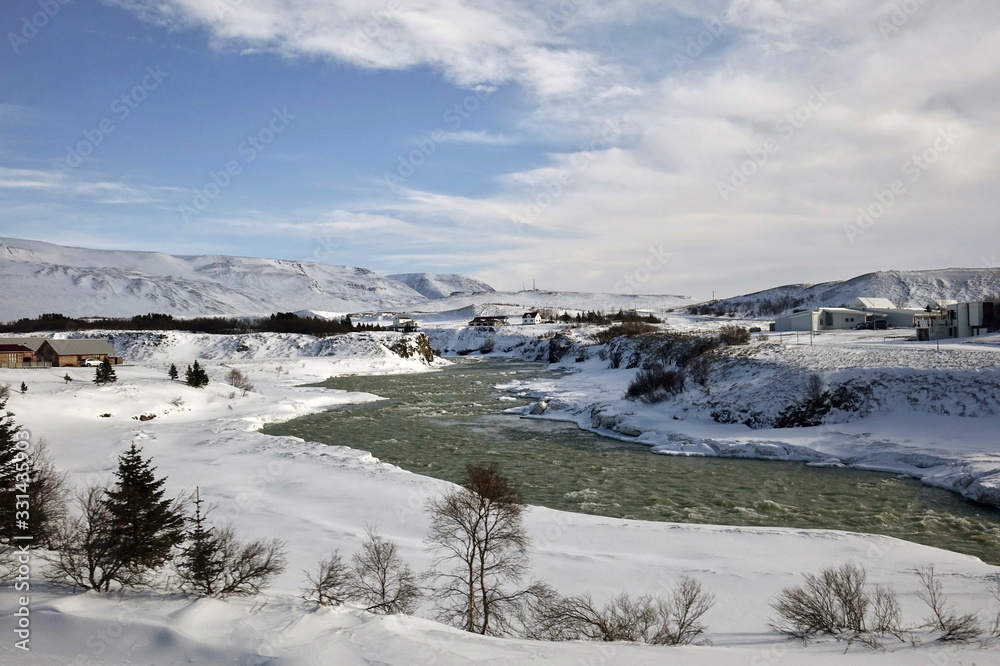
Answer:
522, 312, 542, 325
0, 344, 35, 367
469, 316, 509, 328
36, 339, 121, 367
392, 315, 418, 332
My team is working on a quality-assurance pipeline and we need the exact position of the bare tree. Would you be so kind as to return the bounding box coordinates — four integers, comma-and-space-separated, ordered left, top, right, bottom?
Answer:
807, 373, 824, 402
425, 463, 545, 636
302, 551, 352, 606
210, 527, 286, 597
224, 368, 255, 396
915, 566, 981, 642
348, 526, 420, 614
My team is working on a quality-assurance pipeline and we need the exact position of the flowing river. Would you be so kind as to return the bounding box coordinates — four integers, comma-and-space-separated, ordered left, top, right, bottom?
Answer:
263, 358, 1000, 564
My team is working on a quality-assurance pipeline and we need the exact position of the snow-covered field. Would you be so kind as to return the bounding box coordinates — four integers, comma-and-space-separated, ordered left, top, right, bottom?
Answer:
1, 327, 999, 664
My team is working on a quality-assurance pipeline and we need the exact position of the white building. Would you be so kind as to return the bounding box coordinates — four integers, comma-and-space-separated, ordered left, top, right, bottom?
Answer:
851, 297, 923, 328
392, 315, 418, 331
772, 308, 870, 332
915, 301, 999, 340
521, 312, 542, 325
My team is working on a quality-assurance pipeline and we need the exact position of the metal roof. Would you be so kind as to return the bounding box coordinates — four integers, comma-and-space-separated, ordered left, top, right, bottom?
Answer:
40, 339, 116, 356
0, 337, 47, 352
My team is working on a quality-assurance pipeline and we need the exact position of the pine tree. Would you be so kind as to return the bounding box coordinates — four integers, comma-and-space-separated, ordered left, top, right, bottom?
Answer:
101, 443, 185, 581
19, 382, 26, 394
175, 487, 225, 595
168, 363, 178, 380
185, 361, 209, 388
93, 359, 117, 385
0, 399, 23, 542
63, 373, 72, 384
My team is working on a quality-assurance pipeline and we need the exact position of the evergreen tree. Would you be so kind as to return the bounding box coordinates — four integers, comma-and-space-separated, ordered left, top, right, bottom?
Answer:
101, 443, 185, 580
175, 487, 225, 595
0, 399, 23, 541
93, 359, 117, 385
185, 361, 209, 388
168, 363, 178, 380
63, 373, 72, 384
19, 382, 26, 394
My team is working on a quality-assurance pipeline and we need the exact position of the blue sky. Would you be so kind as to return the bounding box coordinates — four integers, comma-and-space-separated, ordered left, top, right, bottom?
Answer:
2, 1, 998, 297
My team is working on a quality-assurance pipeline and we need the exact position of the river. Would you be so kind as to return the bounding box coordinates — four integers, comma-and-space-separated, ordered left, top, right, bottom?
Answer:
263, 358, 1000, 564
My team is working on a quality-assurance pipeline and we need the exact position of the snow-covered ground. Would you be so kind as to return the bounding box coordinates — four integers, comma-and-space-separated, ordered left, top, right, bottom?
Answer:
1, 328, 999, 664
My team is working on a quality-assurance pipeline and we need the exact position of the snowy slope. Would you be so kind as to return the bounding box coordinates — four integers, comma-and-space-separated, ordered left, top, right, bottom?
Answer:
0, 237, 428, 319
415, 289, 696, 314
712, 268, 1000, 314
386, 272, 495, 299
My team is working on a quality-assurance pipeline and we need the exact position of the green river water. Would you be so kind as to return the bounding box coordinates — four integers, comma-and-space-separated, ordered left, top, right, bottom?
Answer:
263, 359, 1000, 564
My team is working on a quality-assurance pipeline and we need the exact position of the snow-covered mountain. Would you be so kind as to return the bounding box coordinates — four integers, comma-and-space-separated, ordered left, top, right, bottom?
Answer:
386, 273, 495, 299
0, 237, 428, 319
711, 268, 1000, 315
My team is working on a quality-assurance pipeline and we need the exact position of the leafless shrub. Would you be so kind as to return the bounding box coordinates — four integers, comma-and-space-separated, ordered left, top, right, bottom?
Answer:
224, 368, 254, 396
208, 527, 287, 597
302, 551, 352, 606
593, 321, 658, 345
770, 562, 902, 649
170, 396, 184, 408
625, 363, 685, 403
718, 325, 750, 345
687, 354, 713, 394
0, 384, 9, 401
807, 373, 824, 402
915, 566, 982, 642
348, 526, 420, 614
530, 578, 715, 646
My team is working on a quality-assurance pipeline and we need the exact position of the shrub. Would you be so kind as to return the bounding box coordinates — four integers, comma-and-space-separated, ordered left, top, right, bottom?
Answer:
769, 562, 903, 646
224, 368, 254, 395
915, 566, 981, 642
530, 578, 715, 646
718, 325, 751, 346
593, 321, 658, 345
625, 364, 685, 403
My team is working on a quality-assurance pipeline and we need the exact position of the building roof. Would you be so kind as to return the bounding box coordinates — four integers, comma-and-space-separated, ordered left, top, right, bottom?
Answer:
40, 339, 117, 356
523, 312, 539, 317
0, 337, 47, 352
0, 344, 33, 353
853, 297, 897, 309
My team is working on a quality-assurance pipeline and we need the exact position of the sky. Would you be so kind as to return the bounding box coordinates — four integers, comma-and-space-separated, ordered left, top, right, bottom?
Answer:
1, 0, 998, 299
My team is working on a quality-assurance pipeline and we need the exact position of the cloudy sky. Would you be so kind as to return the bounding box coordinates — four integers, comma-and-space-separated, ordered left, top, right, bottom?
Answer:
2, 0, 998, 298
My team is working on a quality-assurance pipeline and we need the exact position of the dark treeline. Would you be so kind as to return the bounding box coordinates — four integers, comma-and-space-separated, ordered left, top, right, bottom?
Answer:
555, 309, 661, 325
0, 312, 386, 337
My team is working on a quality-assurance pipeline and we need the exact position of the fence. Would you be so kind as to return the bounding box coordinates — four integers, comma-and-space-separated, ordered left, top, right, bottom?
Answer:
1, 362, 52, 369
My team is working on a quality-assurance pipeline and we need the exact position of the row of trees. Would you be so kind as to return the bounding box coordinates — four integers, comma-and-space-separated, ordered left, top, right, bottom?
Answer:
0, 312, 376, 337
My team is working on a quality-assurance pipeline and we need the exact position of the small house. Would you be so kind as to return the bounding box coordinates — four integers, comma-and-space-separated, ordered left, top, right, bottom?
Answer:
522, 312, 542, 325
392, 315, 418, 332
772, 308, 870, 333
0, 344, 35, 367
36, 339, 120, 368
469, 316, 509, 329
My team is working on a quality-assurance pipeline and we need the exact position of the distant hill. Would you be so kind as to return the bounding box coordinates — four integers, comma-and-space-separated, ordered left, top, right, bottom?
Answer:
0, 237, 427, 319
706, 269, 1000, 316
385, 273, 495, 299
